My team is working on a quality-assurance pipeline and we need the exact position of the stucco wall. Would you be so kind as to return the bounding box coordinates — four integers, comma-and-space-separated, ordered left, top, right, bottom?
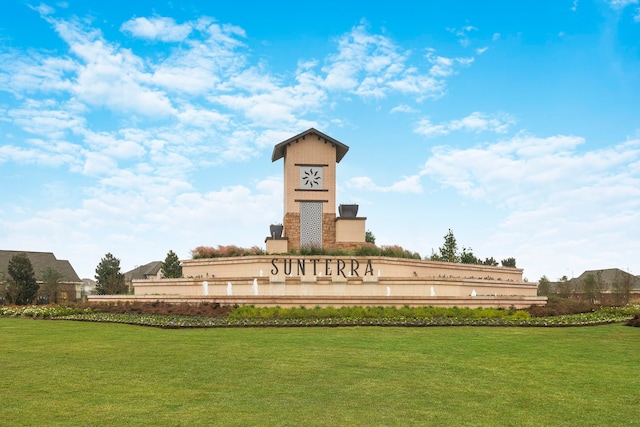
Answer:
181, 256, 525, 282
335, 218, 366, 243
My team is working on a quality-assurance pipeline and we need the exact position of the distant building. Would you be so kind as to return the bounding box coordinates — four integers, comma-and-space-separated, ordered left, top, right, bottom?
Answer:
548, 268, 640, 302
82, 278, 97, 296
0, 250, 83, 303
124, 261, 162, 289
570, 269, 640, 290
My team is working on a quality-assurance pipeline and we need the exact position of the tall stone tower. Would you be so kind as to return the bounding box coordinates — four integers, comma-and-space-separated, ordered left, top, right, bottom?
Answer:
268, 128, 364, 252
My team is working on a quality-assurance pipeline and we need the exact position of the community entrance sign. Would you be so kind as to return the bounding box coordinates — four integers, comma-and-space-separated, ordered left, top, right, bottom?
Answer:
119, 128, 546, 309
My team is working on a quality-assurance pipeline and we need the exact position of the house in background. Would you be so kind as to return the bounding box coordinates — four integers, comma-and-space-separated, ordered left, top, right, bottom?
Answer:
548, 268, 640, 303
124, 261, 162, 290
82, 278, 97, 296
0, 250, 83, 303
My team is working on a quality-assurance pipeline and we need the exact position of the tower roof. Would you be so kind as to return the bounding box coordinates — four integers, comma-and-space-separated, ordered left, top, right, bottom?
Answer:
271, 128, 349, 163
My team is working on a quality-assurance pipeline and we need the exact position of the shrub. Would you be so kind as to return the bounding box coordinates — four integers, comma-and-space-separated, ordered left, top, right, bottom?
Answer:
626, 314, 640, 327
191, 245, 265, 259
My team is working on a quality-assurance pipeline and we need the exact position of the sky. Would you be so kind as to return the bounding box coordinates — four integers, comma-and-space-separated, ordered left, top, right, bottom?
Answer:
1, 0, 639, 282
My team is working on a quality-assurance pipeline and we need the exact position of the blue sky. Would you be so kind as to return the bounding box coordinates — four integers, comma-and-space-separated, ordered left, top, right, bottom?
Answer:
1, 0, 639, 282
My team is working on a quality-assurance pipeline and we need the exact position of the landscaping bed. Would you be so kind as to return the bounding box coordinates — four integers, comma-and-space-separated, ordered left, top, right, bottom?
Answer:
1, 301, 639, 328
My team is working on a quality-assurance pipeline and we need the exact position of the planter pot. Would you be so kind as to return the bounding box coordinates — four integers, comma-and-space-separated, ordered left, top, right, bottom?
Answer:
338, 204, 358, 218
270, 224, 283, 238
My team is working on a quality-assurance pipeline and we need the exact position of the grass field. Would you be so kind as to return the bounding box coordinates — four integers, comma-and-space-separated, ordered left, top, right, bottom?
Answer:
1, 318, 639, 426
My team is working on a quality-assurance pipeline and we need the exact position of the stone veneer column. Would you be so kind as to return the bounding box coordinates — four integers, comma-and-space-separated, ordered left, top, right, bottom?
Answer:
322, 213, 336, 250
283, 212, 300, 250
284, 212, 336, 251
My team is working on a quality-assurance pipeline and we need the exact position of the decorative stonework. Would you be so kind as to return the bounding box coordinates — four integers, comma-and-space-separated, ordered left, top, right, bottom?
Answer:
300, 201, 323, 247
300, 166, 323, 189
283, 212, 300, 250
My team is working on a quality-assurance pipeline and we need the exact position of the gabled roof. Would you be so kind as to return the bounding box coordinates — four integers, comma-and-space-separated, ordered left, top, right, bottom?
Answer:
557, 268, 640, 291
573, 268, 639, 283
271, 128, 349, 163
124, 261, 162, 281
0, 250, 82, 283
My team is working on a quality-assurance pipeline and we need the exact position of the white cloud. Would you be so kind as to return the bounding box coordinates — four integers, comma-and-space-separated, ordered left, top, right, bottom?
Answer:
390, 104, 418, 114
320, 23, 472, 101
8, 105, 85, 139
415, 112, 516, 137
0, 142, 76, 167
608, 0, 638, 9
29, 3, 55, 16
422, 134, 640, 208
346, 175, 422, 194
82, 152, 118, 176
447, 25, 478, 47
420, 135, 640, 280
177, 107, 230, 129
120, 16, 192, 42
45, 16, 177, 117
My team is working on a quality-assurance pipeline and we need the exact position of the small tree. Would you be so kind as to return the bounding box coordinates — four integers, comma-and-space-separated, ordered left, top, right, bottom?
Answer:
460, 247, 478, 264
556, 275, 571, 298
95, 253, 127, 295
365, 230, 376, 244
501, 257, 517, 268
6, 253, 39, 305
161, 250, 182, 279
431, 229, 459, 263
537, 275, 551, 296
582, 274, 600, 304
41, 267, 63, 303
482, 257, 498, 266
612, 271, 632, 306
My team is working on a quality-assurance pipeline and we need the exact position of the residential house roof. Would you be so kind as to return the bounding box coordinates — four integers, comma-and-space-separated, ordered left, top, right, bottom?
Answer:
564, 268, 640, 291
550, 268, 640, 291
0, 250, 82, 283
124, 261, 162, 282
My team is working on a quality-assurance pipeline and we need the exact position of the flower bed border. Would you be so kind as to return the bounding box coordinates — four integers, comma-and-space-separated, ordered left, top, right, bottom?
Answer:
2, 305, 638, 328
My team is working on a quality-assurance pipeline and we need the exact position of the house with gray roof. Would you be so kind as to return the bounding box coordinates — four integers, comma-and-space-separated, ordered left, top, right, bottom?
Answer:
548, 268, 640, 303
0, 250, 83, 303
124, 261, 163, 288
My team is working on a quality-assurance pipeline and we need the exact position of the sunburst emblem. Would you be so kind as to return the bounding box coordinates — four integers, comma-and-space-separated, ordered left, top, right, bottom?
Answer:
302, 168, 321, 188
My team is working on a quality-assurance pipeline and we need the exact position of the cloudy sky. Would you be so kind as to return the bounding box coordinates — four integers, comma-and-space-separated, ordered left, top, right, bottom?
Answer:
1, 0, 639, 282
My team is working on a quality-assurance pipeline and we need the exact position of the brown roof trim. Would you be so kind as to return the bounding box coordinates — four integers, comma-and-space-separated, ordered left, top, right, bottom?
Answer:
271, 128, 349, 163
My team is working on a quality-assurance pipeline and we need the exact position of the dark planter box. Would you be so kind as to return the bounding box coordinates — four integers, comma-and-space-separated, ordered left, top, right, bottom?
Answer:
270, 224, 284, 238
338, 204, 358, 218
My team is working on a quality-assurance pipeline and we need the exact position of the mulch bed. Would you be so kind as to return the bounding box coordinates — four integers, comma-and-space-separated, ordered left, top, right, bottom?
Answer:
69, 301, 233, 317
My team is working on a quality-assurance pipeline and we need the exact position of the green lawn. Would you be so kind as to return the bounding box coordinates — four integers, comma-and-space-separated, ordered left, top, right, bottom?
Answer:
1, 318, 639, 426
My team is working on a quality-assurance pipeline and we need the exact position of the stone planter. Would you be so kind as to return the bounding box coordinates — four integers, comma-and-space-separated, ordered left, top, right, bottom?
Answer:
270, 224, 284, 238
338, 204, 358, 218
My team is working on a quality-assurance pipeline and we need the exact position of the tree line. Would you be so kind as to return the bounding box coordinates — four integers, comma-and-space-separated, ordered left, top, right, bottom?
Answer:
2, 250, 183, 304
93, 250, 183, 295
537, 271, 634, 305
429, 229, 517, 268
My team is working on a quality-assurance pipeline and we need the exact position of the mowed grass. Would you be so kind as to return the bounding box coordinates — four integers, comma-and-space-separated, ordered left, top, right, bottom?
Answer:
1, 318, 639, 426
